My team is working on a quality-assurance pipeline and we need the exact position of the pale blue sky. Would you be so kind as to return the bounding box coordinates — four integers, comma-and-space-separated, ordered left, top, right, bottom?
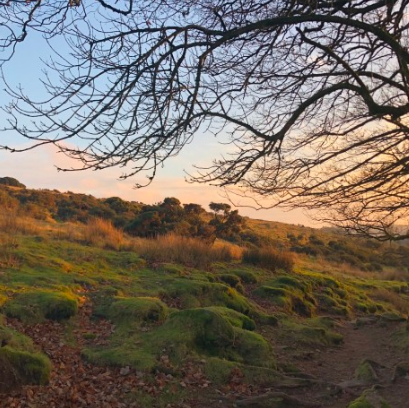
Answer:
0, 24, 318, 227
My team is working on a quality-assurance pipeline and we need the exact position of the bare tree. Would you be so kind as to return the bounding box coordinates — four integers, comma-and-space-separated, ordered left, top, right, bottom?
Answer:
2, 0, 409, 240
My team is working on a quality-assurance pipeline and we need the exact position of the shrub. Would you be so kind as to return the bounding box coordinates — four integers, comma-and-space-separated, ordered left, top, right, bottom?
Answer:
242, 246, 294, 272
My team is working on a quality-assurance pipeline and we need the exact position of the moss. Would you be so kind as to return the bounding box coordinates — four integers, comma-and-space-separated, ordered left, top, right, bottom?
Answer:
347, 390, 391, 408
273, 275, 308, 291
354, 360, 378, 383
204, 357, 304, 387
0, 346, 51, 391
3, 290, 78, 323
108, 297, 168, 324
230, 269, 258, 284
254, 286, 315, 317
255, 312, 279, 326
164, 280, 253, 314
379, 312, 406, 322
280, 318, 343, 346
203, 306, 256, 331
84, 307, 275, 372
233, 328, 274, 367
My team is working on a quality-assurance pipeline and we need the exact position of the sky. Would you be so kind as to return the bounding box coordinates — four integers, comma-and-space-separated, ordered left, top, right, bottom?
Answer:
0, 12, 319, 228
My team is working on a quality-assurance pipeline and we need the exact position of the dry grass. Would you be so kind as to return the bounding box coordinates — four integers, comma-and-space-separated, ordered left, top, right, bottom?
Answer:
370, 287, 409, 314
52, 222, 85, 243
131, 233, 237, 269
0, 210, 41, 236
82, 218, 124, 250
242, 246, 295, 272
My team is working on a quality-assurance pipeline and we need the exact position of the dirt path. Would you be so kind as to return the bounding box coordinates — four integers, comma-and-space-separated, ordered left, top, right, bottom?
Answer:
293, 319, 409, 407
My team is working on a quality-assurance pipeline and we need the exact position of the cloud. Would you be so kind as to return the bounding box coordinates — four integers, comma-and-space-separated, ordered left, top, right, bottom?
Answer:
0, 144, 318, 226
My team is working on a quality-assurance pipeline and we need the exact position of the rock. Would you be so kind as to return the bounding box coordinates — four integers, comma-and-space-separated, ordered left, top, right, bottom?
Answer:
120, 366, 130, 376
347, 388, 391, 408
354, 360, 380, 384
392, 362, 409, 382
353, 316, 378, 328
379, 312, 406, 323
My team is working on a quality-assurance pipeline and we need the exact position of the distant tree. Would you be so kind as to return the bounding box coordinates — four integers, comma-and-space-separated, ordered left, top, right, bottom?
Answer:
0, 177, 25, 189
183, 203, 205, 216
209, 203, 231, 220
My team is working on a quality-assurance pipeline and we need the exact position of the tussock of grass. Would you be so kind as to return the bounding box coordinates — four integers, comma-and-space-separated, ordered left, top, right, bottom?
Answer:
83, 218, 124, 250
132, 233, 237, 269
243, 246, 294, 272
0, 211, 41, 236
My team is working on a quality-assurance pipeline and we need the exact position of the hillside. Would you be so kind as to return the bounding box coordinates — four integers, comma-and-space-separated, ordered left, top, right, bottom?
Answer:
0, 180, 409, 407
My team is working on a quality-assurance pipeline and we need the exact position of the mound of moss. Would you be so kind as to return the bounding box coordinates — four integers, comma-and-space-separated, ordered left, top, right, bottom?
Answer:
3, 290, 78, 323
254, 285, 315, 317
280, 317, 343, 347
0, 325, 51, 391
84, 307, 275, 372
163, 280, 253, 314
108, 297, 168, 324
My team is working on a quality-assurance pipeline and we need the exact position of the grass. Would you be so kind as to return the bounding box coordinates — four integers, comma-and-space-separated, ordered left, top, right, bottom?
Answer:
131, 233, 238, 269
82, 218, 124, 250
242, 246, 294, 272
1, 209, 409, 400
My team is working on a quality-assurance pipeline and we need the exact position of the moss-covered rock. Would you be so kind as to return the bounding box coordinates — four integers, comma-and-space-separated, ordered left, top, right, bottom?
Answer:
347, 389, 391, 408
108, 297, 168, 324
3, 290, 78, 323
354, 360, 379, 384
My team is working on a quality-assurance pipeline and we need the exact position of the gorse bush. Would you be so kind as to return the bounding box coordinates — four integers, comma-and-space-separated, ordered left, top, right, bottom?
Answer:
242, 246, 294, 272
132, 233, 237, 269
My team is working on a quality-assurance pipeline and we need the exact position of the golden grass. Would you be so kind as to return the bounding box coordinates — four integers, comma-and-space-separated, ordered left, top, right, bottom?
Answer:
82, 218, 124, 250
242, 246, 295, 272
370, 287, 409, 314
0, 210, 41, 236
130, 233, 238, 269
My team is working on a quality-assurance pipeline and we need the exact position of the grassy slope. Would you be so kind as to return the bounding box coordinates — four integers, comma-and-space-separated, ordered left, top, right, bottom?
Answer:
0, 212, 409, 406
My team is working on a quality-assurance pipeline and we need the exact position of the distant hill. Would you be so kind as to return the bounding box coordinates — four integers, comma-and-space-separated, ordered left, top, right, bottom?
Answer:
1, 177, 409, 272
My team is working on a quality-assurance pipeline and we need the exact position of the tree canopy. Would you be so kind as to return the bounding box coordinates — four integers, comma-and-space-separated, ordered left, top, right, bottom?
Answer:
1, 0, 409, 240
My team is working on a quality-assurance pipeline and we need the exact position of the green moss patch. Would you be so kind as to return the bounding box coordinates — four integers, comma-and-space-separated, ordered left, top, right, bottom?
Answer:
0, 346, 51, 391
108, 297, 168, 324
163, 280, 253, 314
3, 290, 78, 323
280, 317, 343, 347
84, 307, 275, 372
0, 324, 51, 391
354, 360, 379, 383
347, 389, 391, 408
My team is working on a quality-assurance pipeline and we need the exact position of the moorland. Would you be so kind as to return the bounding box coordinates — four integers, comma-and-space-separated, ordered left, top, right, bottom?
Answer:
0, 177, 409, 407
